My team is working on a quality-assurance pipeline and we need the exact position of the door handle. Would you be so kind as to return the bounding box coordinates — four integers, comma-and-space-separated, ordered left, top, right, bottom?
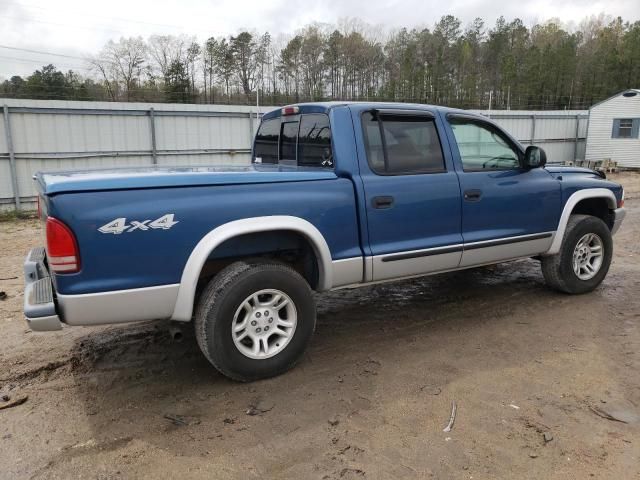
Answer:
463, 189, 482, 202
372, 196, 394, 209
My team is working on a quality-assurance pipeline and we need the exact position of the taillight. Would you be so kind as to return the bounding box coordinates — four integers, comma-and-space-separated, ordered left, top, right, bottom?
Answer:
46, 217, 80, 273
281, 106, 299, 116
618, 189, 625, 208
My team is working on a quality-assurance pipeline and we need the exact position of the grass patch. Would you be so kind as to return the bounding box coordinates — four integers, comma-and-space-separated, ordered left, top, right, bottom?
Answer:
0, 210, 38, 222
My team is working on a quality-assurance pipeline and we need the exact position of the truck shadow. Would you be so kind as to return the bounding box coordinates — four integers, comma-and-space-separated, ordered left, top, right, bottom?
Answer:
67, 258, 569, 460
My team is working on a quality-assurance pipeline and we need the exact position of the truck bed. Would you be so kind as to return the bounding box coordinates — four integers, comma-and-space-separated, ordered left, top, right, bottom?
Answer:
36, 164, 338, 194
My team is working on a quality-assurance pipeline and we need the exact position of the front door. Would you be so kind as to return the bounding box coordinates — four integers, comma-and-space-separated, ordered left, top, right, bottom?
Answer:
356, 108, 463, 281
445, 114, 561, 267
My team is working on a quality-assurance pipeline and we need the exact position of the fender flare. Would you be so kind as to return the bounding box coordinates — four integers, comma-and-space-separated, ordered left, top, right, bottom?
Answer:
545, 188, 617, 255
171, 215, 333, 321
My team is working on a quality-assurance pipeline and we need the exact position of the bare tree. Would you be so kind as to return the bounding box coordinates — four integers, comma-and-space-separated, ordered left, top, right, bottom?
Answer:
87, 57, 117, 101
214, 38, 235, 100
279, 35, 302, 100
89, 37, 147, 101
300, 26, 325, 99
231, 31, 269, 97
186, 41, 201, 97
147, 35, 189, 80
203, 37, 218, 103
61, 15, 640, 108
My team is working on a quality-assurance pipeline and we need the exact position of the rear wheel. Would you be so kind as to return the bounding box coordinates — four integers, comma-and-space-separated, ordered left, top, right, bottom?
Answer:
541, 214, 612, 294
194, 260, 316, 381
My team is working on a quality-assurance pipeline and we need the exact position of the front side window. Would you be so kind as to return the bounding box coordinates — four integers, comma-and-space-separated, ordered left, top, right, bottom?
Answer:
362, 111, 445, 174
449, 118, 521, 171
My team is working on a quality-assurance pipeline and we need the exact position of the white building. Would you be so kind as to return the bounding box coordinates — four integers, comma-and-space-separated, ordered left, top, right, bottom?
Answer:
585, 89, 640, 168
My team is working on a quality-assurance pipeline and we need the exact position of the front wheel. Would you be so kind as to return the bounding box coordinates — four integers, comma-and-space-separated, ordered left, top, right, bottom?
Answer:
541, 214, 613, 294
194, 261, 316, 381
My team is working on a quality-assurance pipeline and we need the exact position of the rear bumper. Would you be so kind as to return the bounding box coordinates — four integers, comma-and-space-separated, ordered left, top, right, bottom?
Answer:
611, 207, 626, 235
24, 247, 63, 331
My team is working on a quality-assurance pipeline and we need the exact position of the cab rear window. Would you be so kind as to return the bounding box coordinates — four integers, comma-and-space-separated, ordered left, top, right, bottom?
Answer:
253, 113, 333, 168
253, 118, 279, 164
280, 121, 298, 163
298, 114, 332, 167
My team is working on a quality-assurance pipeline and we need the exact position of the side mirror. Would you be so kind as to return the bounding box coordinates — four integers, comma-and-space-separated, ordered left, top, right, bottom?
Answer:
524, 146, 547, 169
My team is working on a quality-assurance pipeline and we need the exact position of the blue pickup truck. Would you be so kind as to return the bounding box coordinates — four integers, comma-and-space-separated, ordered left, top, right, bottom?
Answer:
24, 102, 626, 381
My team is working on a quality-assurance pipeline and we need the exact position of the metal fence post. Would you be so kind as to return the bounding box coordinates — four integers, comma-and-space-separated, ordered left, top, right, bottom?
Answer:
149, 107, 157, 165
248, 110, 254, 146
573, 114, 580, 161
3, 105, 20, 210
530, 114, 536, 145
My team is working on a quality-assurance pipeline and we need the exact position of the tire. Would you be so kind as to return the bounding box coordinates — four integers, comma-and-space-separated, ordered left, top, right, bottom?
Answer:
541, 214, 613, 294
194, 260, 316, 381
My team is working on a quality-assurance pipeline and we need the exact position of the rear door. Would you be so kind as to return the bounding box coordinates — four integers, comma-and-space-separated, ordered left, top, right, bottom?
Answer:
355, 108, 463, 281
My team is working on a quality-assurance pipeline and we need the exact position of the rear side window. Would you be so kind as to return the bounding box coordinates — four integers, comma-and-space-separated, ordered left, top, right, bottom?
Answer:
298, 114, 333, 167
362, 111, 445, 175
253, 113, 333, 168
253, 118, 279, 164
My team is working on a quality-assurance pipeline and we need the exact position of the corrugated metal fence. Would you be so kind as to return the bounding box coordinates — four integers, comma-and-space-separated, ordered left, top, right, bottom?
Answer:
1, 99, 588, 210
0, 99, 269, 210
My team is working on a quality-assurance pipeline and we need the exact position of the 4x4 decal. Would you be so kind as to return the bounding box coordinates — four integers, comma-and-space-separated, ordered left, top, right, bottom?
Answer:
98, 214, 178, 234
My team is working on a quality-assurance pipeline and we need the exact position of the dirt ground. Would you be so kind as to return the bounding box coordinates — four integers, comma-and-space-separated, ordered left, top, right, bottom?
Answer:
1, 173, 640, 480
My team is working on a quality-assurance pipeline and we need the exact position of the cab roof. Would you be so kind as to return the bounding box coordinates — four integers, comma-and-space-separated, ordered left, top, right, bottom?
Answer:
261, 101, 470, 120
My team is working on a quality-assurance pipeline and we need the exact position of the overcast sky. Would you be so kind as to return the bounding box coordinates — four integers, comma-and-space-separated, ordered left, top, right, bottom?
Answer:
1, 0, 639, 79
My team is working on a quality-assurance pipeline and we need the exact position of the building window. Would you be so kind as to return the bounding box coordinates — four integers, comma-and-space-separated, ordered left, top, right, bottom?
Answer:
612, 118, 639, 139
618, 119, 633, 138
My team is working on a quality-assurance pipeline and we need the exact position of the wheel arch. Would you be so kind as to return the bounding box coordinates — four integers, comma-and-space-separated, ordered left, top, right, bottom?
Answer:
546, 188, 616, 255
171, 216, 333, 321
